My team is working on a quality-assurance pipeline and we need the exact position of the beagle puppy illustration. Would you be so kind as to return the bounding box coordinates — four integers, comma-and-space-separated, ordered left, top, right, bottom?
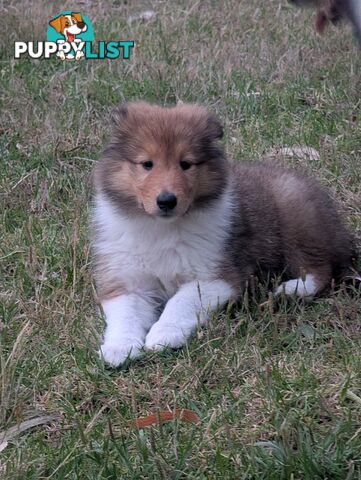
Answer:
49, 13, 88, 60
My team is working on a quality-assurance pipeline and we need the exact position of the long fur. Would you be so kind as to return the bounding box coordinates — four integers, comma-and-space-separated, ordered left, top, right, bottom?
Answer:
92, 101, 357, 366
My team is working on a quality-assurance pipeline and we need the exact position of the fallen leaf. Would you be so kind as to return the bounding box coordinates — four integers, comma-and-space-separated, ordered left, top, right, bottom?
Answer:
129, 408, 201, 428
0, 414, 60, 444
0, 441, 8, 452
346, 390, 361, 406
265, 146, 320, 161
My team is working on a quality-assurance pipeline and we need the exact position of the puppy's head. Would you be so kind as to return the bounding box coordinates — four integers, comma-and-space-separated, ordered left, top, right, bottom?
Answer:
49, 13, 87, 37
95, 102, 228, 219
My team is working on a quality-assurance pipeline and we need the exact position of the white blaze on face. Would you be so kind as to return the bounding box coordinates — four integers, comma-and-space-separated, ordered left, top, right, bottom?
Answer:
64, 15, 74, 26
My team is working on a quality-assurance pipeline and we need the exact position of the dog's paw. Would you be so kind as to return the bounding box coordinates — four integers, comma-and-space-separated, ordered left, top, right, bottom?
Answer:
145, 323, 188, 351
99, 341, 143, 367
75, 51, 84, 61
275, 275, 317, 297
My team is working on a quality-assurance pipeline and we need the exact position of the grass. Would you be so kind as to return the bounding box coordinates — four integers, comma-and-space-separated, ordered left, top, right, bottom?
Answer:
0, 0, 360, 478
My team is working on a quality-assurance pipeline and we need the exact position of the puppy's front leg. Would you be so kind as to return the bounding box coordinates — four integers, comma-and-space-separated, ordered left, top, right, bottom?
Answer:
100, 293, 158, 367
145, 280, 235, 351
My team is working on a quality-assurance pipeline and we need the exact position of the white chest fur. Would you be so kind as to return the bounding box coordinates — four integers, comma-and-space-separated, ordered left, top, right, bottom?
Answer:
93, 191, 234, 297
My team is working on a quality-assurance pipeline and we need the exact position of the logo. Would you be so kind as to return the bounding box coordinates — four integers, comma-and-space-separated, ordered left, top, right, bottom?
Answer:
14, 11, 134, 61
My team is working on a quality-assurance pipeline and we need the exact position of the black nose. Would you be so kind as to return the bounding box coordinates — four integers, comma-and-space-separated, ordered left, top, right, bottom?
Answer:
156, 192, 177, 211
77, 21, 85, 29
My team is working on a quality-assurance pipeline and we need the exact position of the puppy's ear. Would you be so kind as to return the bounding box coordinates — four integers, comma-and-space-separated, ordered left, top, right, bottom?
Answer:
72, 12, 83, 23
110, 103, 129, 126
49, 15, 64, 34
207, 114, 224, 140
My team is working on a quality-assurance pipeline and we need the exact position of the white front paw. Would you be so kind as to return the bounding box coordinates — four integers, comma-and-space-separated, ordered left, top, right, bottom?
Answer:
100, 340, 143, 367
75, 51, 84, 60
145, 323, 188, 351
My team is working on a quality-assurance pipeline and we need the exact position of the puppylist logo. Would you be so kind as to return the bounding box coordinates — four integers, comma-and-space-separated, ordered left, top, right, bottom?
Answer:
14, 11, 134, 61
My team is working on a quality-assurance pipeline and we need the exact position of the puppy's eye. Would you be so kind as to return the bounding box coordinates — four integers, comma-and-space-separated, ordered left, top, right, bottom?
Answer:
180, 160, 192, 171
142, 161, 153, 171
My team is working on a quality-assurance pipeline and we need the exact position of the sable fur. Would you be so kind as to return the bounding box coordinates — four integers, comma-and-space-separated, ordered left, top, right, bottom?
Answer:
92, 101, 358, 366
94, 101, 355, 298
94, 102, 227, 219
219, 163, 355, 291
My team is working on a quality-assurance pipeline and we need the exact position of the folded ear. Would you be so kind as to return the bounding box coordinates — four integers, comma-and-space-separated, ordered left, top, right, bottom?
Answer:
207, 114, 224, 140
72, 13, 83, 23
49, 15, 65, 34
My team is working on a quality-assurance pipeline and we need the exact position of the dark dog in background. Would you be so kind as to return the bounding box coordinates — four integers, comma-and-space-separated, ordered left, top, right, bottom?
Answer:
289, 0, 361, 44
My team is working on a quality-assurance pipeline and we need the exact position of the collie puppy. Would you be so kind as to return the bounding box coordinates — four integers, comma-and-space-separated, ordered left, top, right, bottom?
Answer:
92, 102, 355, 367
289, 0, 361, 43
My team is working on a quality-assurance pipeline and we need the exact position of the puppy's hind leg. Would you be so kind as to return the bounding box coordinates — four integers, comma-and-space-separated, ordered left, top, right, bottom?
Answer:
275, 269, 330, 298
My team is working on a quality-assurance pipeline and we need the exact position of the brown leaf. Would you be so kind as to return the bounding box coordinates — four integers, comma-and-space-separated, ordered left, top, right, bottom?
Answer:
129, 409, 201, 429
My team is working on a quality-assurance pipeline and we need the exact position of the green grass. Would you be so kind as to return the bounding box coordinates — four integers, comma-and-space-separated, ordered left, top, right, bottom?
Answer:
1, 0, 360, 478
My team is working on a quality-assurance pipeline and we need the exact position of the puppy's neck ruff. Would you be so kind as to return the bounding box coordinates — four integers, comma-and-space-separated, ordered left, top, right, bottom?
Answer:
94, 179, 234, 241
93, 182, 235, 298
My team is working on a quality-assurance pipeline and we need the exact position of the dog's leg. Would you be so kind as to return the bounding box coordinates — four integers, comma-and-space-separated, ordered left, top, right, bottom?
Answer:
145, 280, 234, 351
275, 273, 322, 297
100, 293, 158, 366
